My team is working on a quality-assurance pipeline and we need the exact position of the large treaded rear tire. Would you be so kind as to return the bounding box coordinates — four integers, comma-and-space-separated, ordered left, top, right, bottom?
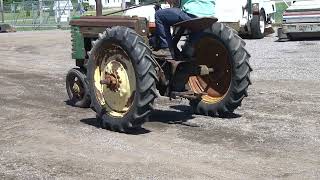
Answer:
190, 22, 252, 117
88, 26, 158, 132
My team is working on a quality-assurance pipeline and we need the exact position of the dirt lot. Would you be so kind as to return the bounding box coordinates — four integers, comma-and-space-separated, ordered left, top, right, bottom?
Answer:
0, 30, 319, 179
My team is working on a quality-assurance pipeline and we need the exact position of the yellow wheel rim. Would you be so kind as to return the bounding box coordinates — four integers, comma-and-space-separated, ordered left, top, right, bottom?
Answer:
93, 45, 136, 118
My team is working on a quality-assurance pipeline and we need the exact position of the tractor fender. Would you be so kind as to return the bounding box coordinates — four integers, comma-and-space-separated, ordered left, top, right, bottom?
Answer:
173, 17, 218, 32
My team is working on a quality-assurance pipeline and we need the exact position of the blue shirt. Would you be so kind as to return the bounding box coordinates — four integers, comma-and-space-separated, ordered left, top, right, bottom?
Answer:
181, 0, 215, 17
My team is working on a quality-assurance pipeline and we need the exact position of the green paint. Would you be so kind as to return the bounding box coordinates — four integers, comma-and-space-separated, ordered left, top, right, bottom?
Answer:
275, 2, 289, 23
247, 0, 252, 14
71, 25, 85, 60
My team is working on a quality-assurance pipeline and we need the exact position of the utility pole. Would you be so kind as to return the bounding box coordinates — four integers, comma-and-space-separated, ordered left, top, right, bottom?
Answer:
121, 0, 126, 10
96, 0, 102, 16
39, 0, 43, 25
0, 0, 4, 23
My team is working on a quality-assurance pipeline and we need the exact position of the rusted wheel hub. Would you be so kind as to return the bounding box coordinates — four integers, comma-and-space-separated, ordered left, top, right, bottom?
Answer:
188, 36, 232, 104
93, 46, 136, 118
100, 72, 122, 92
71, 79, 84, 98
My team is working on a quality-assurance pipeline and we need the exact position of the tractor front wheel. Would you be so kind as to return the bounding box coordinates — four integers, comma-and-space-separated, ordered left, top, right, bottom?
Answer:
87, 26, 158, 132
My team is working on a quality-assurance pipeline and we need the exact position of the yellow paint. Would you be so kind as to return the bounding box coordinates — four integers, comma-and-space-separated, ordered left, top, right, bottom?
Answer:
93, 50, 136, 118
94, 65, 106, 105
102, 60, 132, 115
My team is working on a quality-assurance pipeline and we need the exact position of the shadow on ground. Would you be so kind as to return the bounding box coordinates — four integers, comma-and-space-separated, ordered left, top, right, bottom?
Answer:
80, 118, 152, 135
79, 104, 242, 134
79, 105, 196, 134
149, 105, 196, 126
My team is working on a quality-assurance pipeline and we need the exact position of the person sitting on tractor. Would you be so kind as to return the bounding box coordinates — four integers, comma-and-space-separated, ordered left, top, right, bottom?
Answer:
153, 0, 216, 58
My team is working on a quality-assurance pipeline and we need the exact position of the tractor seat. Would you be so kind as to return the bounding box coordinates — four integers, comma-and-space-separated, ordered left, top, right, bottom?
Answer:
173, 17, 218, 32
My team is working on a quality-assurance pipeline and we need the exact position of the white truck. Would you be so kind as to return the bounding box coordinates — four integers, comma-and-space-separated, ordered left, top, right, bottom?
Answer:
216, 0, 276, 38
278, 0, 320, 40
124, 0, 276, 39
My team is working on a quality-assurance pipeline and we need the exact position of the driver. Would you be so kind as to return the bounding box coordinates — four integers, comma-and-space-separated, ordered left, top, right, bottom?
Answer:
153, 0, 216, 58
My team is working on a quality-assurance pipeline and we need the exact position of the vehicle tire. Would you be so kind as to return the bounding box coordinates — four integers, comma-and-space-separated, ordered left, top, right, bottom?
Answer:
188, 22, 252, 117
66, 68, 91, 108
251, 12, 266, 39
87, 26, 158, 132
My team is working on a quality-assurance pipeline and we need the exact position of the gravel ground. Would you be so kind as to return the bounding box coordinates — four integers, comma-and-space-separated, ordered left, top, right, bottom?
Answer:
0, 30, 319, 179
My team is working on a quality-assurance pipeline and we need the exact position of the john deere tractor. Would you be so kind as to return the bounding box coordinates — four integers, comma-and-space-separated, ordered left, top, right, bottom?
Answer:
66, 0, 252, 132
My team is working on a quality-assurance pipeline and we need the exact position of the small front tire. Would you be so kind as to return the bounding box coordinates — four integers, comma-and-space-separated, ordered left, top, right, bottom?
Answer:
66, 68, 91, 108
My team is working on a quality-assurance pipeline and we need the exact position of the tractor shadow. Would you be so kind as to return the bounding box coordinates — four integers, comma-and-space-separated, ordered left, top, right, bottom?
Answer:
80, 118, 152, 135
65, 100, 75, 107
148, 105, 196, 127
169, 105, 242, 119
80, 105, 242, 135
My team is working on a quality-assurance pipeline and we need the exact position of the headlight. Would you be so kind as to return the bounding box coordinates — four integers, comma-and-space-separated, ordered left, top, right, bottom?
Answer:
252, 3, 259, 13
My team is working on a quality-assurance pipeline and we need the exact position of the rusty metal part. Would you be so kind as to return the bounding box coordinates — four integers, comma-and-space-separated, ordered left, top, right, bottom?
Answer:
173, 17, 218, 32
93, 44, 136, 117
163, 59, 215, 93
167, 60, 213, 77
71, 79, 84, 99
188, 36, 232, 103
170, 91, 208, 100
100, 73, 121, 92
69, 16, 149, 37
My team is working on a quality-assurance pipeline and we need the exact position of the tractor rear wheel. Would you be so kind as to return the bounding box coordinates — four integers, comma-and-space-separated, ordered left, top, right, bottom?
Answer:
188, 22, 252, 117
87, 26, 158, 132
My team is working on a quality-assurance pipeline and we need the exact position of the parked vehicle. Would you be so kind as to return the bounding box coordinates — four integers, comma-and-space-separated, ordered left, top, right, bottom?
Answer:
216, 0, 276, 39
124, 0, 277, 39
278, 0, 320, 40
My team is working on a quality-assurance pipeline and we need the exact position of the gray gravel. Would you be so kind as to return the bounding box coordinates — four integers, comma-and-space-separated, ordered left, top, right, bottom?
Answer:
0, 30, 319, 179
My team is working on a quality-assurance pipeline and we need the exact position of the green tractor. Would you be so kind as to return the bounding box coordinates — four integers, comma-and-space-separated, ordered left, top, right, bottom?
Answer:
66, 0, 252, 132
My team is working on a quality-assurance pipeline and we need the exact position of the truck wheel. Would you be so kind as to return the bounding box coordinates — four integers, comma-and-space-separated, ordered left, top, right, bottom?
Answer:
188, 22, 252, 117
66, 68, 91, 108
87, 26, 158, 132
251, 12, 266, 39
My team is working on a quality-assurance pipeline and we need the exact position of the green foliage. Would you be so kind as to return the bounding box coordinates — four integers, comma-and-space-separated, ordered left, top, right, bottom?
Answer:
275, 2, 289, 23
